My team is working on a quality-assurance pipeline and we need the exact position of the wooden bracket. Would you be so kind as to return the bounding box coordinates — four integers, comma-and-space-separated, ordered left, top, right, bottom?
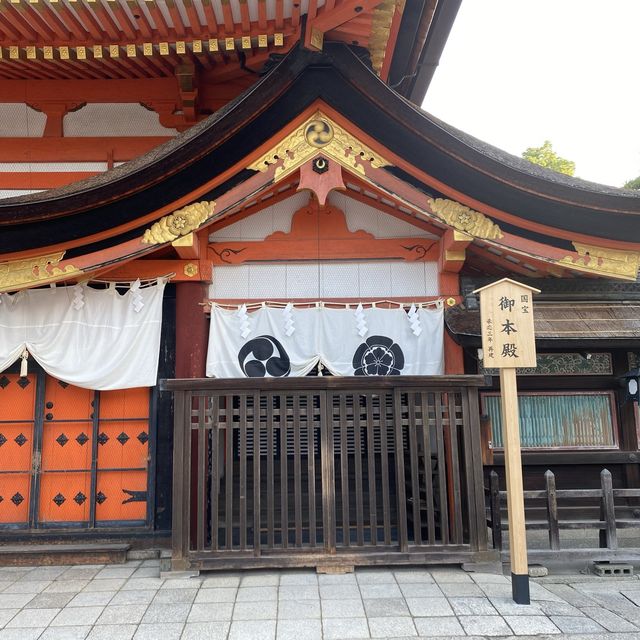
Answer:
297, 156, 345, 205
172, 231, 201, 260
438, 229, 472, 300
30, 101, 85, 138
209, 202, 439, 264
304, 0, 386, 50
439, 228, 473, 273
176, 63, 199, 124
98, 259, 210, 282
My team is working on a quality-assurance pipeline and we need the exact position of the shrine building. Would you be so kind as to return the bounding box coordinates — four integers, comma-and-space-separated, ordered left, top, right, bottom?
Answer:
1, 0, 640, 570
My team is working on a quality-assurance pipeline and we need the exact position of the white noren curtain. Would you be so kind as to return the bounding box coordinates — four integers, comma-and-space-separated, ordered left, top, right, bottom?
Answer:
0, 280, 166, 390
207, 305, 444, 378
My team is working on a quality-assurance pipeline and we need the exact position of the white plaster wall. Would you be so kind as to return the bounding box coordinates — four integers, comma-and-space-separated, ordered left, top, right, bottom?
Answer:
327, 192, 436, 239
210, 192, 309, 241
210, 260, 439, 299
0, 162, 108, 172
210, 191, 436, 242
64, 103, 178, 137
0, 189, 42, 200
0, 104, 46, 137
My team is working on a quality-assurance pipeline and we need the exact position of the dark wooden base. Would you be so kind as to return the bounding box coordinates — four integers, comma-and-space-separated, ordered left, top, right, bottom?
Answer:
511, 572, 530, 605
0, 543, 130, 567
176, 549, 499, 572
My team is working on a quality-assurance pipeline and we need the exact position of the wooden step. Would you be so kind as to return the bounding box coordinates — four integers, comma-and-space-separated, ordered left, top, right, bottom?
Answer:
0, 543, 130, 567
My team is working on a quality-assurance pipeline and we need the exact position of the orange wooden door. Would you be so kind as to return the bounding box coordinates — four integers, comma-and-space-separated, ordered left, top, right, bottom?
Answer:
0, 367, 151, 529
38, 378, 94, 524
96, 388, 150, 523
0, 372, 37, 526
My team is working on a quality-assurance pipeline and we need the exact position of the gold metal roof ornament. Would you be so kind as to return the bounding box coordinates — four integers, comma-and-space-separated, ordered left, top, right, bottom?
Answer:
142, 201, 216, 245
427, 197, 503, 239
248, 111, 391, 181
0, 252, 82, 293
558, 242, 640, 281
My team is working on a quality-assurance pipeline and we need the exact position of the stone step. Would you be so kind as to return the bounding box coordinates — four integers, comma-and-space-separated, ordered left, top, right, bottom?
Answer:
0, 542, 130, 567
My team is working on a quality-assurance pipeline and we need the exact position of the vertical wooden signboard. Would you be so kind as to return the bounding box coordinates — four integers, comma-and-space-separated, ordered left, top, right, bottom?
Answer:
474, 278, 540, 604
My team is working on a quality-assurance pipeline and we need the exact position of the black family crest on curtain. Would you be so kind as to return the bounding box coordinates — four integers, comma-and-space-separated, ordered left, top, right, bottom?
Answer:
352, 336, 405, 376
238, 335, 291, 377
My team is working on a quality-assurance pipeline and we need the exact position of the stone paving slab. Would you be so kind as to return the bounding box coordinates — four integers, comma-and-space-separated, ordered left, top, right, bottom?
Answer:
0, 561, 640, 639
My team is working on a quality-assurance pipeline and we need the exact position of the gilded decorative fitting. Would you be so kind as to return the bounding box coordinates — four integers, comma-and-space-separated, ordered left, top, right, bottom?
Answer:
183, 263, 199, 277
427, 198, 503, 240
558, 242, 640, 281
368, 0, 403, 75
248, 111, 390, 181
142, 201, 216, 245
0, 251, 82, 293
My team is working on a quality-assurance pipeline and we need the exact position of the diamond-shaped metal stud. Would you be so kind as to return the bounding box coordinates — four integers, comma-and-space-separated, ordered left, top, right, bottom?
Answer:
11, 492, 24, 506
97, 432, 109, 446
74, 492, 87, 506
137, 432, 149, 445
76, 432, 89, 446
116, 432, 130, 446
58, 380, 69, 388
56, 433, 69, 447
0, 376, 9, 389
95, 492, 107, 504
53, 493, 66, 507
14, 433, 27, 447
17, 377, 30, 389
0, 434, 6, 447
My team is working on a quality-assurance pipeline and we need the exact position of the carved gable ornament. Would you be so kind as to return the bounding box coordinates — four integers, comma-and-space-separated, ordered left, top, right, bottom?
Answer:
427, 198, 503, 240
248, 111, 391, 181
0, 252, 82, 294
142, 200, 216, 245
558, 242, 640, 281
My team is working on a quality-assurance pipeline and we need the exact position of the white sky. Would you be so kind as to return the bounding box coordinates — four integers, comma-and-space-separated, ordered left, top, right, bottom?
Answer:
424, 0, 640, 188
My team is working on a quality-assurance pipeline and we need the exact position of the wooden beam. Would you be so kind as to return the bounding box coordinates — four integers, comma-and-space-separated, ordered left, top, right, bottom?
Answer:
0, 137, 172, 163
208, 203, 440, 264
98, 259, 210, 281
0, 172, 99, 189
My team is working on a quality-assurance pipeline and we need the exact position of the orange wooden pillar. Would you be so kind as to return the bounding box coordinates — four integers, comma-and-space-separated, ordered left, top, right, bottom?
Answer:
437, 231, 469, 536
439, 230, 471, 374
175, 282, 209, 378
175, 282, 209, 548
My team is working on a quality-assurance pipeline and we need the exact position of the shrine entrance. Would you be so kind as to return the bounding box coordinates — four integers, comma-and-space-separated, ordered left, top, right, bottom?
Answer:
0, 366, 153, 531
165, 376, 493, 571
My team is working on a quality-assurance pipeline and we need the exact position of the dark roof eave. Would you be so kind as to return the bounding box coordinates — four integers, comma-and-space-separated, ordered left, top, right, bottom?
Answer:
0, 45, 319, 226
2, 43, 640, 250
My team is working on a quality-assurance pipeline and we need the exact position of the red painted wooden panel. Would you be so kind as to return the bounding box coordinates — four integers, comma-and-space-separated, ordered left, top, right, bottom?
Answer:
0, 373, 36, 524
0, 373, 36, 420
38, 378, 94, 523
0, 474, 31, 524
38, 472, 92, 523
97, 388, 149, 522
96, 470, 147, 521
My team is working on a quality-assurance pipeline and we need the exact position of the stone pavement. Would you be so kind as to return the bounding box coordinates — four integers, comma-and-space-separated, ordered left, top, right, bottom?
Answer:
1, 561, 640, 639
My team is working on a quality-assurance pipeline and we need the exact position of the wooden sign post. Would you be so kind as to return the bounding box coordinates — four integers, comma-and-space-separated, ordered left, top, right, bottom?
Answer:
474, 278, 540, 604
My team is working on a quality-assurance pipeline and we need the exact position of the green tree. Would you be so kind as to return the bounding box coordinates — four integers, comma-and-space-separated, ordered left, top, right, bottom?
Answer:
522, 140, 576, 176
623, 176, 640, 190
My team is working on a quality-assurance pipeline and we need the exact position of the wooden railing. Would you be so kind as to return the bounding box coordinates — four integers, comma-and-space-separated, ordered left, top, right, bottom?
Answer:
162, 376, 496, 571
487, 469, 640, 559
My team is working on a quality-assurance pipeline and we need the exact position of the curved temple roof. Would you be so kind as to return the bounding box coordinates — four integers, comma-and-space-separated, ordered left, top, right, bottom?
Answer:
2, 42, 640, 255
